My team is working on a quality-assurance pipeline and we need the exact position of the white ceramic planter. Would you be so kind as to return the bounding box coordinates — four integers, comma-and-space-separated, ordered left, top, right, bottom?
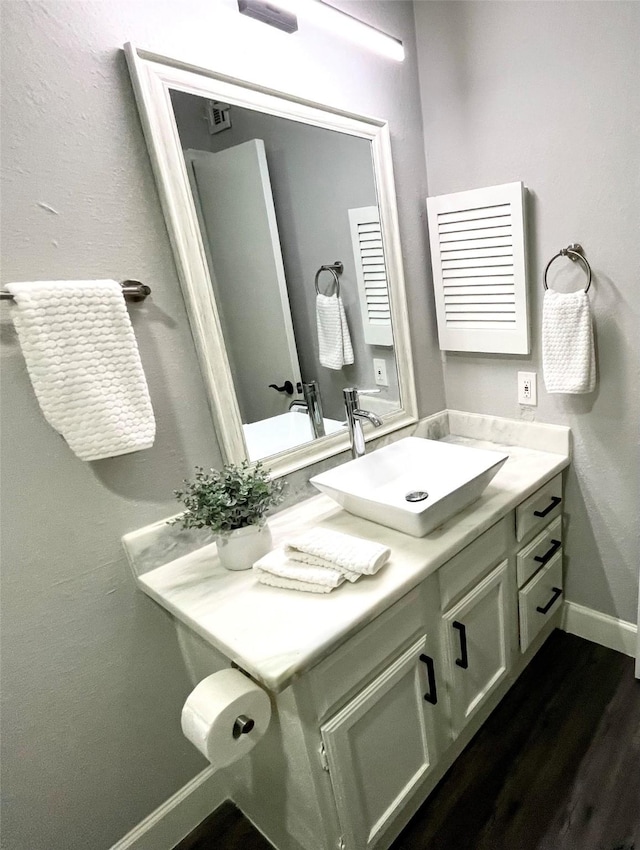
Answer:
216, 523, 272, 571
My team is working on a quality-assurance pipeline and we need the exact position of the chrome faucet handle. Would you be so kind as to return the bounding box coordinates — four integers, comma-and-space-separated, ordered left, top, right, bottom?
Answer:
357, 388, 381, 396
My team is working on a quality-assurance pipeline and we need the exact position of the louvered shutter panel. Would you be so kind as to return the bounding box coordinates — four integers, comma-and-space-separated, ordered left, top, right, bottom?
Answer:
426, 182, 529, 354
349, 206, 393, 346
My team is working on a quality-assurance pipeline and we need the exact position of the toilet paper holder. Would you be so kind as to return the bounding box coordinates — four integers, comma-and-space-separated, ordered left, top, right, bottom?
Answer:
181, 668, 271, 766
233, 714, 255, 738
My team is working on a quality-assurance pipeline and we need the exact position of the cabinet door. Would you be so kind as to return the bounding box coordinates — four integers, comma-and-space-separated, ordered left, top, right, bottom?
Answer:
320, 636, 439, 850
442, 559, 513, 739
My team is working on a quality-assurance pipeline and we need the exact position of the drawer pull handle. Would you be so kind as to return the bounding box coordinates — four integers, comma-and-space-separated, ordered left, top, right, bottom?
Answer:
419, 653, 438, 705
452, 621, 469, 669
533, 539, 562, 566
533, 496, 562, 518
536, 586, 563, 615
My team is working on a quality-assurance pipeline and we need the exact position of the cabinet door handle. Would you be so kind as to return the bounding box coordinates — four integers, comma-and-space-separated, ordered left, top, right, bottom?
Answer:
533, 538, 562, 566
419, 653, 438, 705
533, 496, 562, 518
536, 586, 563, 615
452, 621, 469, 669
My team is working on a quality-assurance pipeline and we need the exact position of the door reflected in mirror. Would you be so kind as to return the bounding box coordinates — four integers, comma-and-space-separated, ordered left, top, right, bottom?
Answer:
170, 90, 400, 461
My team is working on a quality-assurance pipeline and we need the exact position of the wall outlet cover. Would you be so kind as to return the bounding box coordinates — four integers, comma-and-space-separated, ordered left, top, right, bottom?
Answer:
518, 371, 537, 405
373, 358, 388, 387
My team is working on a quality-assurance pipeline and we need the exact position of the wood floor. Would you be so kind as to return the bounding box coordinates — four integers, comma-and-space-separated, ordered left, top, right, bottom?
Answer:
175, 630, 640, 850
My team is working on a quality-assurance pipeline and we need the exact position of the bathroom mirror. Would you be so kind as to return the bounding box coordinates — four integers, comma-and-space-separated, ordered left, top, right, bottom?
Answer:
125, 44, 417, 476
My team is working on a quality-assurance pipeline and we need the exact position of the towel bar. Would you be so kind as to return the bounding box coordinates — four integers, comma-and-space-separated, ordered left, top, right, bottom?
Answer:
0, 279, 151, 302
543, 244, 592, 293
314, 261, 343, 297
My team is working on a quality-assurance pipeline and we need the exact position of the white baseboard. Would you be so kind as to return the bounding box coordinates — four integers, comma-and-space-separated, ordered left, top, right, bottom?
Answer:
110, 766, 227, 850
560, 600, 637, 658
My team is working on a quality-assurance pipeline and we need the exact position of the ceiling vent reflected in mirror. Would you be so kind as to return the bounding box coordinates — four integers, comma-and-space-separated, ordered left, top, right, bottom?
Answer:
204, 101, 232, 135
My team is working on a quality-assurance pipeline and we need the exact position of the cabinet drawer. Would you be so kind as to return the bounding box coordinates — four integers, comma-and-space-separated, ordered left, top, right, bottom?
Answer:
439, 517, 511, 611
516, 516, 562, 588
516, 474, 563, 542
518, 552, 563, 652
308, 586, 424, 719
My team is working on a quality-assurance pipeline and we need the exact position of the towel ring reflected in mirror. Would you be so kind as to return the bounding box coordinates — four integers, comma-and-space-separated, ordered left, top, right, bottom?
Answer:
314, 261, 344, 297
543, 244, 592, 293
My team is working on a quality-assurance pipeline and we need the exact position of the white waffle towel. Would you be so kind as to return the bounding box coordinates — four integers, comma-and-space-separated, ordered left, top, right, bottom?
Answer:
316, 293, 354, 370
285, 528, 390, 581
253, 548, 345, 592
542, 289, 596, 394
257, 573, 338, 594
6, 280, 156, 460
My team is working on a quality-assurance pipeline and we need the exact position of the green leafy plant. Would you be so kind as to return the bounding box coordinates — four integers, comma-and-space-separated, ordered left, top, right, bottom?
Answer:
173, 461, 284, 535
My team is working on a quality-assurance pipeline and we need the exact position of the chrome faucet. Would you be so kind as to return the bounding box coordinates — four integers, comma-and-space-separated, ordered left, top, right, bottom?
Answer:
343, 387, 383, 459
288, 380, 326, 439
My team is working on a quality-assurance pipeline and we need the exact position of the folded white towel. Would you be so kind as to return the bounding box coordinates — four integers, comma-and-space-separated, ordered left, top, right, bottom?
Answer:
285, 528, 390, 581
253, 548, 345, 589
257, 572, 338, 594
542, 289, 596, 394
316, 293, 354, 370
6, 280, 156, 460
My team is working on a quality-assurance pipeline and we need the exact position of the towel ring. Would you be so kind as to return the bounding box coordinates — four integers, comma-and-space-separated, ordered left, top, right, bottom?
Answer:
544, 244, 592, 293
314, 261, 343, 297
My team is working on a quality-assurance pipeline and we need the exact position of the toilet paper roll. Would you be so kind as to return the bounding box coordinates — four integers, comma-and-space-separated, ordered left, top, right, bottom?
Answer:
181, 669, 271, 768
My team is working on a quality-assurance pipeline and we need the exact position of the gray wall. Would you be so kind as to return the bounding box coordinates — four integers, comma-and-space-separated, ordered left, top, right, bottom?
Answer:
171, 91, 399, 420
414, 1, 640, 624
0, 2, 441, 849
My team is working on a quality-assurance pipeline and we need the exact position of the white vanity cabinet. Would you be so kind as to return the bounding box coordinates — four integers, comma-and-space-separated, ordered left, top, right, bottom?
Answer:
129, 433, 571, 850
288, 482, 564, 850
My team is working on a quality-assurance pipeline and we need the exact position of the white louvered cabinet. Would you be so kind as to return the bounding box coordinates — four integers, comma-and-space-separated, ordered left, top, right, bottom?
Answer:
426, 181, 530, 354
349, 205, 393, 346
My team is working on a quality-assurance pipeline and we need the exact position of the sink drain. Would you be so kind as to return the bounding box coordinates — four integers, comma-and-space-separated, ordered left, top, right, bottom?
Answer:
405, 490, 429, 503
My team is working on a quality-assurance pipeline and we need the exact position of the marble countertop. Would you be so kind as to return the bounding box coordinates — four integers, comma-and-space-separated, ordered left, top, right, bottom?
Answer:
128, 428, 570, 693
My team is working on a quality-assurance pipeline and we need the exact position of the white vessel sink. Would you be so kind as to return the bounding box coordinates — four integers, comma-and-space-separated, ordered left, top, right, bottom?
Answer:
310, 437, 508, 537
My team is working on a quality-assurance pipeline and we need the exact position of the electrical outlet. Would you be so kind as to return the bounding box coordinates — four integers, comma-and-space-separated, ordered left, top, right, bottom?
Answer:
518, 371, 537, 405
373, 358, 388, 387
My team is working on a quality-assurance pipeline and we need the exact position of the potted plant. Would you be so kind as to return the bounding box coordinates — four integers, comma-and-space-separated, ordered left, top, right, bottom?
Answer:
174, 461, 284, 571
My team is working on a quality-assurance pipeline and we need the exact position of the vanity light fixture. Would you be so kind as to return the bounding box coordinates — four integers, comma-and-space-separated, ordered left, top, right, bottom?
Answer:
237, 0, 298, 33
238, 0, 405, 62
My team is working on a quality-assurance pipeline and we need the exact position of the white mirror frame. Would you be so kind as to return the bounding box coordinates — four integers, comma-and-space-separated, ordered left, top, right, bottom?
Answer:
125, 43, 417, 477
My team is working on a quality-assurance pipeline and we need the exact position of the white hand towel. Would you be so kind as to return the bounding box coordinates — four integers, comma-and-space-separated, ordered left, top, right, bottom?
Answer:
253, 548, 345, 589
257, 573, 338, 594
542, 289, 596, 394
6, 280, 156, 460
285, 528, 390, 581
316, 293, 354, 370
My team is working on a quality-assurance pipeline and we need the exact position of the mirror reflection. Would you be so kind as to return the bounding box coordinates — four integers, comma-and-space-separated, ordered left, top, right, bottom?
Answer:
169, 90, 400, 461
